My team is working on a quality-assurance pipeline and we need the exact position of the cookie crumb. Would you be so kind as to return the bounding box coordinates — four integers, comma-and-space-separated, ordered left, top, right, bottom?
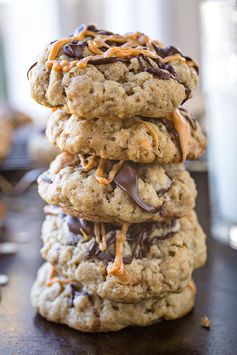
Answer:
201, 315, 211, 329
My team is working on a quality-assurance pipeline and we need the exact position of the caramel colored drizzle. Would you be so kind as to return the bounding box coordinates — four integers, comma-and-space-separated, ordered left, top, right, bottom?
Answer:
78, 154, 97, 171
163, 54, 186, 64
188, 279, 197, 293
95, 159, 124, 185
44, 25, 196, 76
94, 222, 107, 251
46, 267, 71, 287
107, 223, 129, 276
135, 118, 159, 151
170, 109, 190, 161
48, 29, 96, 60
80, 227, 89, 240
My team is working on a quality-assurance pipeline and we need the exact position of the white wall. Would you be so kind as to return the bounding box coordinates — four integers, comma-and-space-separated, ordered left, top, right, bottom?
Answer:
2, 0, 61, 121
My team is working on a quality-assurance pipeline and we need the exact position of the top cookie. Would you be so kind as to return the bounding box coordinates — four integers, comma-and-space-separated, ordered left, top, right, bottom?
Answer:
28, 24, 199, 119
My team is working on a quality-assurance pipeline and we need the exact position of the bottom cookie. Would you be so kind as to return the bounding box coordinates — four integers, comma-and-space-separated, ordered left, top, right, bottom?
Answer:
31, 263, 196, 332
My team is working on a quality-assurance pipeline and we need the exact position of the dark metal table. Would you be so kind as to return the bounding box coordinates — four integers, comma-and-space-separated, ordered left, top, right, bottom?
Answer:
0, 173, 237, 355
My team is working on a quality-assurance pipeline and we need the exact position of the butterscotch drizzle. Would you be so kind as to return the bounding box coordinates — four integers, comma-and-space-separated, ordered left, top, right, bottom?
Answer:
44, 24, 198, 77
94, 222, 107, 251
46, 266, 71, 286
107, 223, 129, 276
170, 109, 190, 161
78, 154, 97, 171
95, 159, 124, 185
135, 118, 159, 152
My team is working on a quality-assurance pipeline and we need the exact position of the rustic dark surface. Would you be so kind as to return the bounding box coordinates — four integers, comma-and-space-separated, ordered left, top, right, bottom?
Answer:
0, 172, 237, 355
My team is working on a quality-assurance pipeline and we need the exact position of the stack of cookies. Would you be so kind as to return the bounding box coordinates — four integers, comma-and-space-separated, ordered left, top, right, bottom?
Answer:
29, 25, 207, 332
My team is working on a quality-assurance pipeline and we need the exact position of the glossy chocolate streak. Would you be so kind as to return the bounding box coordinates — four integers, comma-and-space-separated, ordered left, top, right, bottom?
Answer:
158, 117, 183, 158
114, 162, 167, 213
63, 41, 130, 65
62, 42, 177, 80
41, 175, 53, 184
63, 41, 87, 59
69, 283, 93, 307
184, 56, 199, 74
45, 206, 178, 264
89, 57, 130, 65
138, 54, 177, 80
27, 62, 37, 79
179, 108, 197, 130
153, 45, 180, 58
153, 44, 199, 74
65, 215, 94, 236
84, 220, 178, 263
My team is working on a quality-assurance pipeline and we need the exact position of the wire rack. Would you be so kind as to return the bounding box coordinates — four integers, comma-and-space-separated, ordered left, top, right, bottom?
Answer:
0, 127, 33, 171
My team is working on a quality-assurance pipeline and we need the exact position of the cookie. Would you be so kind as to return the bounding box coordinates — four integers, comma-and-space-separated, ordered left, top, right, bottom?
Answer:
0, 104, 32, 160
41, 207, 206, 303
28, 24, 198, 119
31, 263, 196, 332
27, 129, 60, 166
38, 153, 197, 223
46, 108, 206, 164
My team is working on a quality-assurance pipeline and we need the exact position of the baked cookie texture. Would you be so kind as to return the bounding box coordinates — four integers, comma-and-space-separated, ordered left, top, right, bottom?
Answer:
28, 25, 198, 119
41, 210, 206, 303
46, 108, 207, 164
31, 263, 196, 332
38, 154, 197, 223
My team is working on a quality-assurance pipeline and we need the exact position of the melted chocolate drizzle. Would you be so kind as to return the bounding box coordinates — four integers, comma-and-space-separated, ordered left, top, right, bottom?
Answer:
179, 107, 197, 130
114, 162, 168, 213
156, 117, 183, 159
45, 207, 178, 264
63, 41, 87, 60
79, 217, 176, 263
69, 283, 93, 307
41, 175, 53, 184
60, 24, 191, 81
137, 54, 176, 80
27, 62, 37, 79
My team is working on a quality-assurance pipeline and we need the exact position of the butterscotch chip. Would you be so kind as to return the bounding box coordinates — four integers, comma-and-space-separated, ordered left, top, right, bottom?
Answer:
46, 108, 206, 164
31, 263, 197, 332
28, 25, 198, 119
38, 155, 197, 224
41, 210, 206, 303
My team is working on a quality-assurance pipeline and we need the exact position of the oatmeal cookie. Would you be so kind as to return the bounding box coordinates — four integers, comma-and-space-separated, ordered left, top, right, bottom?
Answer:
28, 25, 198, 119
46, 108, 206, 163
38, 153, 197, 223
41, 208, 206, 302
31, 262, 196, 332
